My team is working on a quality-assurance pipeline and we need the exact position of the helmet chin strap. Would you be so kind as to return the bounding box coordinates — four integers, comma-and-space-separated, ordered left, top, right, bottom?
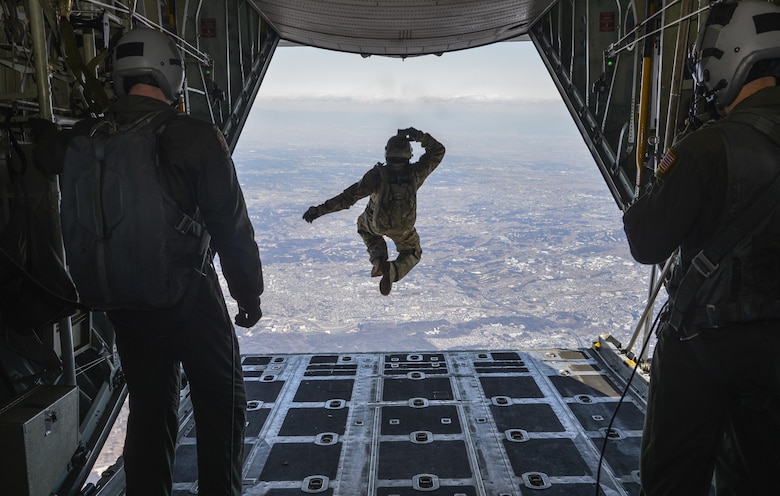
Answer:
708, 79, 729, 107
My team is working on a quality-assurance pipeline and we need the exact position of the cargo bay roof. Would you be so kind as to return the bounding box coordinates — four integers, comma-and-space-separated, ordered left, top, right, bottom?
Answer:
247, 0, 556, 56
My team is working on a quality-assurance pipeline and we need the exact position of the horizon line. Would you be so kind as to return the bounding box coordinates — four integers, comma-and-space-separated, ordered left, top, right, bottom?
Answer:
256, 93, 563, 106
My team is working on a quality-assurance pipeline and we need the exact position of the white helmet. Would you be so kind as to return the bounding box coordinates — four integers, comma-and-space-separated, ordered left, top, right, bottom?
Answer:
692, 1, 780, 108
112, 27, 184, 103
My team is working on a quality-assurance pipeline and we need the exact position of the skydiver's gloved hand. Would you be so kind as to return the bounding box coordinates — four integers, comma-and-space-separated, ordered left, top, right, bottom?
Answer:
235, 297, 262, 327
399, 127, 424, 142
303, 206, 321, 223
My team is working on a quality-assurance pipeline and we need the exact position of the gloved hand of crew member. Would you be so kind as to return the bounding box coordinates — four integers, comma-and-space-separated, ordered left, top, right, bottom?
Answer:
303, 206, 320, 223
235, 297, 262, 327
400, 127, 424, 142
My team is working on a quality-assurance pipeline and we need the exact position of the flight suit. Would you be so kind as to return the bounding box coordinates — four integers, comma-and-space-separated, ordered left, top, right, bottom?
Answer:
623, 86, 780, 496
314, 132, 445, 282
47, 95, 264, 496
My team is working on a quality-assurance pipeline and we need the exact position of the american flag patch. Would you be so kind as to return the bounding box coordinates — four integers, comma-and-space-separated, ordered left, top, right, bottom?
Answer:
216, 128, 230, 154
658, 149, 677, 174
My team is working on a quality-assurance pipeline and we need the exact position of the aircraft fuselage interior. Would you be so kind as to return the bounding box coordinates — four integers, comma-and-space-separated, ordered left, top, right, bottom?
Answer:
0, 1, 725, 495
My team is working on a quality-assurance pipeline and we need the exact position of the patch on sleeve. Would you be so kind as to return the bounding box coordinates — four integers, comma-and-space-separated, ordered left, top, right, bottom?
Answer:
657, 148, 677, 175
216, 128, 230, 154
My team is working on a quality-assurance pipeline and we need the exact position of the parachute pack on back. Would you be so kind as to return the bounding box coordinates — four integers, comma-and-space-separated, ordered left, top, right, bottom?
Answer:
60, 111, 210, 310
371, 163, 418, 234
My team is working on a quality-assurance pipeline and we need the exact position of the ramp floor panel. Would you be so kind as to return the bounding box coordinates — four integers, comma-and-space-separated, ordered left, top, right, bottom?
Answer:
171, 345, 646, 496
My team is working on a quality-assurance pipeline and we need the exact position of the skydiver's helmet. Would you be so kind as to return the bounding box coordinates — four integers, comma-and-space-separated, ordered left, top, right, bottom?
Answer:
112, 27, 184, 103
385, 135, 412, 162
692, 0, 780, 108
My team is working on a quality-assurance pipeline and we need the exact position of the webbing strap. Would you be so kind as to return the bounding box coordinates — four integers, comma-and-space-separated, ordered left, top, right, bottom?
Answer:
696, 171, 780, 271
690, 299, 780, 328
122, 110, 175, 134
669, 114, 780, 331
671, 172, 780, 330
727, 109, 780, 146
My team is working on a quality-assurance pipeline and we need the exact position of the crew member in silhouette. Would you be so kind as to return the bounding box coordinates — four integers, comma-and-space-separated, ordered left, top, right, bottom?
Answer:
623, 2, 780, 494
303, 127, 445, 295
34, 27, 263, 496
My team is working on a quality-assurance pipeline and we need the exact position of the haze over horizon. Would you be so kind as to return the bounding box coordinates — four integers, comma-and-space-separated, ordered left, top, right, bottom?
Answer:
255, 42, 559, 103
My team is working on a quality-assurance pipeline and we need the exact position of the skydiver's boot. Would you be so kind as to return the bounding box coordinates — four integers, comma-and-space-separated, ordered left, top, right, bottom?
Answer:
371, 258, 388, 277
379, 261, 396, 296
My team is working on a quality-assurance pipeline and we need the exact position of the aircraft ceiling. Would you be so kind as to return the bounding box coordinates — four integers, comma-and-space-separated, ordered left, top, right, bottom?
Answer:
247, 0, 555, 56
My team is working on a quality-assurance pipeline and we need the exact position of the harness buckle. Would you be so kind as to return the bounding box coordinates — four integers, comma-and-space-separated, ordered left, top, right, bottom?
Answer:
691, 251, 719, 278
176, 213, 203, 237
175, 214, 194, 234
195, 232, 212, 277
705, 304, 720, 328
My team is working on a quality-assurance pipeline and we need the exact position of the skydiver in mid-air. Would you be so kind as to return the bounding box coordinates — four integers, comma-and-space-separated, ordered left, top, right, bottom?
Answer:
303, 127, 445, 295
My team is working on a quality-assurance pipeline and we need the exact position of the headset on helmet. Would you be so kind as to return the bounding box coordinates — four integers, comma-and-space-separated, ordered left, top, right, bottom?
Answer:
112, 27, 184, 103
385, 135, 412, 160
692, 0, 780, 108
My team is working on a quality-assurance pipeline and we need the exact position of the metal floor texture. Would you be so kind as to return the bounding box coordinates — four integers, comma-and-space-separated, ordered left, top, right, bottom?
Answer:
172, 339, 647, 496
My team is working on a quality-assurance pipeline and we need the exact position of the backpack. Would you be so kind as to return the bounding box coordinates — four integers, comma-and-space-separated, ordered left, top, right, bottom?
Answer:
60, 111, 210, 311
666, 110, 780, 332
371, 162, 418, 235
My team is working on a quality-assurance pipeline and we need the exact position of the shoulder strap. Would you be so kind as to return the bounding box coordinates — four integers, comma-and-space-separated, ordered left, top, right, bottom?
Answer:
724, 108, 780, 146
668, 120, 780, 331
90, 110, 175, 137
691, 172, 780, 273
374, 162, 388, 184
119, 110, 176, 134
138, 110, 176, 132
698, 110, 780, 262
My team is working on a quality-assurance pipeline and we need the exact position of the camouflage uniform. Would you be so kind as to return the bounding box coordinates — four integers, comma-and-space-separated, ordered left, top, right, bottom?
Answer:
306, 131, 445, 285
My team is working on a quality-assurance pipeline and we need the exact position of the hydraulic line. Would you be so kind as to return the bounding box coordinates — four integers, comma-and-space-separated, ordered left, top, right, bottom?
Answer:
29, 0, 53, 119
664, 0, 693, 151
610, 1, 709, 58
635, 0, 658, 195
625, 250, 677, 357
